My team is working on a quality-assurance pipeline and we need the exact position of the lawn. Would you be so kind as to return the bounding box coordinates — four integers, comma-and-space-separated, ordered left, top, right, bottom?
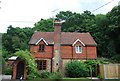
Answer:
62, 77, 88, 79
25, 78, 120, 81
25, 78, 92, 81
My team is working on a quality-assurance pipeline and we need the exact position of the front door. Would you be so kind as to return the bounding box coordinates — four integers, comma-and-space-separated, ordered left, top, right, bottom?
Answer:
16, 61, 24, 79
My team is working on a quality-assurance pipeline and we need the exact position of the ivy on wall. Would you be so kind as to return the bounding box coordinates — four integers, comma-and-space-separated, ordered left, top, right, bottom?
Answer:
14, 50, 39, 79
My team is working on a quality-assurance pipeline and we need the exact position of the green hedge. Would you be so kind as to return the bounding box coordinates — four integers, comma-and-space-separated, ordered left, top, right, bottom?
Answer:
4, 68, 13, 75
65, 60, 89, 78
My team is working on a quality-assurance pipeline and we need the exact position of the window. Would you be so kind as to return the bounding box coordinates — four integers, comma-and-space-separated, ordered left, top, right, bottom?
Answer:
36, 60, 47, 70
76, 45, 82, 53
39, 44, 45, 52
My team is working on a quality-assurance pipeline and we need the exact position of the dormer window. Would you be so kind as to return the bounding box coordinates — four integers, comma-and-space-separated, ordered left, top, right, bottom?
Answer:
76, 45, 82, 53
39, 44, 45, 52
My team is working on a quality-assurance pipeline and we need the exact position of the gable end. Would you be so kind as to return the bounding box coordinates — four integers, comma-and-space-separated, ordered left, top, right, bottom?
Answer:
35, 38, 48, 45
72, 39, 85, 46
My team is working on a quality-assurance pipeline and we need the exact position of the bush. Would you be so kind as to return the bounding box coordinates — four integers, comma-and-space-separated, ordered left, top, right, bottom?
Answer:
84, 60, 99, 76
39, 70, 51, 78
4, 68, 13, 75
112, 54, 120, 62
26, 73, 39, 79
49, 72, 63, 79
65, 60, 89, 78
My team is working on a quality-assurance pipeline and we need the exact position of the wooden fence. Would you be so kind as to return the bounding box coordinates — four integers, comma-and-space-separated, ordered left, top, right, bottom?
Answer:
99, 64, 120, 79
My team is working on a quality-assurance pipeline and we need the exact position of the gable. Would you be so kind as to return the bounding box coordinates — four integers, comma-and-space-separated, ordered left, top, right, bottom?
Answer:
72, 39, 85, 46
35, 38, 48, 45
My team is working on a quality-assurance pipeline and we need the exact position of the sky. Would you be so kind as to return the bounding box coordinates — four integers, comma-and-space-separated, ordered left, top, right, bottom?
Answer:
0, 0, 119, 33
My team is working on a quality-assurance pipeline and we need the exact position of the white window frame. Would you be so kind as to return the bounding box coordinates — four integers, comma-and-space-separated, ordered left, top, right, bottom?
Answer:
76, 45, 82, 53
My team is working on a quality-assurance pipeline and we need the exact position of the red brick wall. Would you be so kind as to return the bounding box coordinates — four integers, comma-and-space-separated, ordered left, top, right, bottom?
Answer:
30, 41, 53, 58
30, 41, 97, 59
61, 46, 73, 59
86, 46, 97, 59
72, 42, 87, 59
61, 42, 87, 59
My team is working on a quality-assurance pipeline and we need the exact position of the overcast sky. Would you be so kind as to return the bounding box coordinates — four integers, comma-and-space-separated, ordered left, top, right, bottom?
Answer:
0, 0, 119, 33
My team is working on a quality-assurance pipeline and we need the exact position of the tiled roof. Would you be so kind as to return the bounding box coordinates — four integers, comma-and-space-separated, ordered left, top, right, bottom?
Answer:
29, 32, 97, 46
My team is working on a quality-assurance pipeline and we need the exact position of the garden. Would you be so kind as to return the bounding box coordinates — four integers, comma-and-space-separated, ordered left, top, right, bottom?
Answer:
3, 50, 120, 81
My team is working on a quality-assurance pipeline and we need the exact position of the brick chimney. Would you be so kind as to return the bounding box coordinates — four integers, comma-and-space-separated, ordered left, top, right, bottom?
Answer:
52, 19, 62, 72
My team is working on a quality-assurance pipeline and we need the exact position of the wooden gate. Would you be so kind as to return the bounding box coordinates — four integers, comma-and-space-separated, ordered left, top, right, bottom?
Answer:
99, 64, 120, 79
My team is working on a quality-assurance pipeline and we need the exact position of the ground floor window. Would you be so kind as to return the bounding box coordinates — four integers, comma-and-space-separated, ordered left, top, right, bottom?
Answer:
36, 60, 47, 70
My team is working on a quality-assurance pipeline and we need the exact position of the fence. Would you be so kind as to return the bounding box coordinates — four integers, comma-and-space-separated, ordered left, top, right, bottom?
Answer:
99, 64, 120, 79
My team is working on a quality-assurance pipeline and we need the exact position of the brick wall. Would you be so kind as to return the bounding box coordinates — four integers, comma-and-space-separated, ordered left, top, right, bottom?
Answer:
86, 46, 97, 59
30, 41, 97, 59
30, 41, 53, 58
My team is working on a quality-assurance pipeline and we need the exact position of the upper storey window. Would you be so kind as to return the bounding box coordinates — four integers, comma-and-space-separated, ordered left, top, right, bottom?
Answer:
76, 45, 82, 53
39, 44, 45, 52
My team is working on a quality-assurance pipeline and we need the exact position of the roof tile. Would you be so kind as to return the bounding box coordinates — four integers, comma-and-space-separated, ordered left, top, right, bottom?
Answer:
29, 32, 97, 46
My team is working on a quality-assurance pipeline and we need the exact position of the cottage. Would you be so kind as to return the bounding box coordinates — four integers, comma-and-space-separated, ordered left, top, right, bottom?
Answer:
29, 20, 97, 73
9, 20, 97, 79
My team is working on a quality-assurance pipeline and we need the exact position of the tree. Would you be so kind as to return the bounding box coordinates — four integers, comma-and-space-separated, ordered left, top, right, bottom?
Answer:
2, 25, 34, 54
33, 19, 53, 32
106, 6, 120, 57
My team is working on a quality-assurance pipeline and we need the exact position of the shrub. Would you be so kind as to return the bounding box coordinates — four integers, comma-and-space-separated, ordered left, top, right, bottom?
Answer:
4, 68, 13, 75
84, 60, 99, 76
112, 54, 120, 62
65, 60, 89, 78
49, 72, 63, 79
26, 73, 38, 79
39, 70, 51, 78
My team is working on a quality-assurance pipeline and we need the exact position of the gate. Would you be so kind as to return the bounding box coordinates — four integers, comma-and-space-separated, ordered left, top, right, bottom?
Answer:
99, 64, 120, 79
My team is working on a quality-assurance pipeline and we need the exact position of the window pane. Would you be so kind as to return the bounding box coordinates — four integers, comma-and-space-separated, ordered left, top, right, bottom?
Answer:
76, 45, 82, 53
42, 45, 44, 51
79, 46, 81, 52
39, 44, 45, 52
36, 60, 46, 70
76, 46, 78, 52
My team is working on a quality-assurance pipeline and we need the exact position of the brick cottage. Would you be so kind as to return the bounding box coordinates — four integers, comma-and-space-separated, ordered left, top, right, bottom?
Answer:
9, 20, 97, 79
29, 20, 97, 72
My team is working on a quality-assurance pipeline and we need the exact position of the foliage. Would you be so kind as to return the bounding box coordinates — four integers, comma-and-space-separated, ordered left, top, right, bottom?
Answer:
14, 50, 39, 79
2, 5, 120, 62
39, 70, 51, 78
33, 19, 53, 32
26, 73, 39, 80
49, 72, 63, 79
4, 68, 13, 75
111, 54, 120, 62
65, 60, 89, 78
98, 58, 110, 64
38, 70, 63, 79
2, 57, 6, 74
2, 46, 9, 58
97, 74, 103, 79
84, 60, 99, 76
2, 26, 34, 54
